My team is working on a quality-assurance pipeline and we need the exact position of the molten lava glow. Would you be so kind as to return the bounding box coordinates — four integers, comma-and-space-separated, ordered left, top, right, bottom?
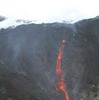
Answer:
56, 39, 69, 100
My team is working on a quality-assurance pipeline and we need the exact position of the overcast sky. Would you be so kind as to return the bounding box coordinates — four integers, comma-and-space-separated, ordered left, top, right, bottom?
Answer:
0, 0, 99, 23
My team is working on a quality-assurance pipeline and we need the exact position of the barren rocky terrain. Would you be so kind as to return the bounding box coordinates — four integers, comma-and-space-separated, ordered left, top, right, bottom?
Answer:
0, 17, 99, 100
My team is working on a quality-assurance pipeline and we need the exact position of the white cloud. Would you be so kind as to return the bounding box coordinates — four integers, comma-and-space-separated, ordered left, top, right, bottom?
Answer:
0, 0, 99, 23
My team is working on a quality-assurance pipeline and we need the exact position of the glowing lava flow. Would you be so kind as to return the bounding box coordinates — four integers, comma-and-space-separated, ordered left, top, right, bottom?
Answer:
56, 39, 69, 100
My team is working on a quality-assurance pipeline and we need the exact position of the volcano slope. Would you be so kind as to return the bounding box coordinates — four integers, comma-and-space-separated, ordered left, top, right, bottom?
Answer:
0, 17, 99, 100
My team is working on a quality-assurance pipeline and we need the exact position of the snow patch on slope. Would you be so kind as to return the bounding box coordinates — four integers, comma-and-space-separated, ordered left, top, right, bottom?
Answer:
0, 16, 37, 29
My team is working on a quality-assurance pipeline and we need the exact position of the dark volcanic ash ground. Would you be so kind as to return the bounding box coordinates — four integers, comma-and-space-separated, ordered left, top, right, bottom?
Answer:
0, 17, 99, 100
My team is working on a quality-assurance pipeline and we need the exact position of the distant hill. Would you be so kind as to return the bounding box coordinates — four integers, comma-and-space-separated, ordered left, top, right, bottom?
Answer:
0, 16, 6, 22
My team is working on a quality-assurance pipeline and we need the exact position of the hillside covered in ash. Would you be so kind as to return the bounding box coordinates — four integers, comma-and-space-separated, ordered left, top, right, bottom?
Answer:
0, 17, 99, 100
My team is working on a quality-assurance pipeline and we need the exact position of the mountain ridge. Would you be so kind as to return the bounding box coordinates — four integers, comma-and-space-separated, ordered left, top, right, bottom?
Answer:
0, 16, 99, 100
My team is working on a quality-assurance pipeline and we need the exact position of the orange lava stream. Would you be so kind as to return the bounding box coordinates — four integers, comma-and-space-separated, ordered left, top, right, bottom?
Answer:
56, 39, 69, 100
